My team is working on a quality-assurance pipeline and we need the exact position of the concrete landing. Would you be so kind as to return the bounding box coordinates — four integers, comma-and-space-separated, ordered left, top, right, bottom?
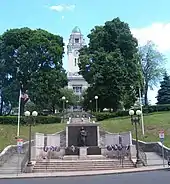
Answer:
145, 152, 167, 166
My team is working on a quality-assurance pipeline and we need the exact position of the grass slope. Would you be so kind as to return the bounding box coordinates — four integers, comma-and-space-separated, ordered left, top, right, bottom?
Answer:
100, 111, 170, 147
0, 123, 65, 152
0, 112, 170, 152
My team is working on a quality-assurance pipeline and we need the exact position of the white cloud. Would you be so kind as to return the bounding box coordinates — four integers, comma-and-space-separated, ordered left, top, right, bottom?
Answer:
50, 4, 75, 12
61, 16, 65, 20
131, 22, 170, 53
131, 22, 170, 104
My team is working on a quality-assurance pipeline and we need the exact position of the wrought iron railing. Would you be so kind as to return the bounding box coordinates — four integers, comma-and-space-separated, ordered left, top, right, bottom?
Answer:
20, 148, 29, 173
139, 146, 147, 166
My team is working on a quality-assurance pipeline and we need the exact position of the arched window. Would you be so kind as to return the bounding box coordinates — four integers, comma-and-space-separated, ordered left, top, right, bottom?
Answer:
75, 58, 77, 66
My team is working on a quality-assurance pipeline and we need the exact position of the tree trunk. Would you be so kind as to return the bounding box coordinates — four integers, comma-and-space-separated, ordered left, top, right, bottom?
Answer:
52, 105, 55, 114
0, 94, 3, 116
144, 84, 149, 106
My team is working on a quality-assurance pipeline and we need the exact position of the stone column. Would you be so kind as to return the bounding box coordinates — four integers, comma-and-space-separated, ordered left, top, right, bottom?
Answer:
97, 126, 100, 147
66, 126, 68, 147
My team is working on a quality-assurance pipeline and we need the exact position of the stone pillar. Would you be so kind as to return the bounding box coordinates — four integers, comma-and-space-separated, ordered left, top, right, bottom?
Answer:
97, 125, 100, 147
34, 133, 44, 160
129, 131, 132, 145
66, 126, 68, 147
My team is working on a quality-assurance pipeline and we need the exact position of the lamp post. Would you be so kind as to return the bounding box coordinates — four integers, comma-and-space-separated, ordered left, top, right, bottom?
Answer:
66, 100, 68, 114
62, 96, 66, 123
24, 110, 38, 166
129, 109, 142, 166
94, 96, 98, 112
89, 100, 92, 113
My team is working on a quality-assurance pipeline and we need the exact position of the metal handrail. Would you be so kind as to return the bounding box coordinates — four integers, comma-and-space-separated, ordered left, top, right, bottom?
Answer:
20, 148, 29, 173
139, 146, 147, 166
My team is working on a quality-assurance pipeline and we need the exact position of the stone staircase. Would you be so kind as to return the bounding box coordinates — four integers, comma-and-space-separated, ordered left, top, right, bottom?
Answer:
33, 158, 135, 173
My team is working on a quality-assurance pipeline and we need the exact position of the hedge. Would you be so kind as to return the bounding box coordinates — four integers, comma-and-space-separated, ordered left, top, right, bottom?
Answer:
0, 116, 61, 125
93, 111, 129, 121
93, 104, 170, 121
143, 104, 170, 113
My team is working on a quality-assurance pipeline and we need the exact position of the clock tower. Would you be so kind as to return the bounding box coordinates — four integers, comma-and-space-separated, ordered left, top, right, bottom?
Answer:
67, 27, 88, 96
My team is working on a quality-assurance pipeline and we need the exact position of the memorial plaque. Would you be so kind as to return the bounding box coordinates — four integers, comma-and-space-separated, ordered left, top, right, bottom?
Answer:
67, 124, 98, 147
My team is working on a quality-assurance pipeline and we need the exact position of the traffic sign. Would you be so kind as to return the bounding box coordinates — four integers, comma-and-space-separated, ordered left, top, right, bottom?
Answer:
159, 130, 164, 143
159, 130, 164, 139
17, 139, 23, 147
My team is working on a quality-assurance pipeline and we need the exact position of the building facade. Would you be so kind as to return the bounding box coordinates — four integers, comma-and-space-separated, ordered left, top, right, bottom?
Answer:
67, 26, 89, 97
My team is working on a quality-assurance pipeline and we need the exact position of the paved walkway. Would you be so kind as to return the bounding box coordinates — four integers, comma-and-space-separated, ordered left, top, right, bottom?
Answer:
70, 118, 90, 124
2, 170, 170, 184
145, 152, 167, 166
0, 153, 25, 174
0, 165, 168, 179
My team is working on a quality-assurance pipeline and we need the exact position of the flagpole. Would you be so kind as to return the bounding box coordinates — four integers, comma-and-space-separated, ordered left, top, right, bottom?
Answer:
17, 89, 21, 137
139, 88, 145, 135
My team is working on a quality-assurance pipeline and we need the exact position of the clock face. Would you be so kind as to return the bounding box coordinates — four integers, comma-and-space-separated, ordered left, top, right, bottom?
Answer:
74, 50, 78, 56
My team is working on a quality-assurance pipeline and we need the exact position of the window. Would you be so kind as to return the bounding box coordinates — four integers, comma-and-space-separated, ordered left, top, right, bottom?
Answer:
75, 58, 77, 66
73, 86, 82, 94
75, 38, 79, 43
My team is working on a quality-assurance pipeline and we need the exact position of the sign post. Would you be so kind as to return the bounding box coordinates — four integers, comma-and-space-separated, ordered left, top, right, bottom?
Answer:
17, 139, 23, 175
159, 130, 165, 167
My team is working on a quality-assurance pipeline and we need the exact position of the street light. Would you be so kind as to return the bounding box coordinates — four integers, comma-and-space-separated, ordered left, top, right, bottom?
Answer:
94, 96, 98, 112
129, 109, 142, 166
66, 100, 68, 114
89, 100, 92, 113
62, 96, 66, 123
24, 110, 38, 166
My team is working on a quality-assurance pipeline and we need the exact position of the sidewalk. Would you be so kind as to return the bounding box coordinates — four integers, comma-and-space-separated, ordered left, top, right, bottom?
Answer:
0, 165, 169, 179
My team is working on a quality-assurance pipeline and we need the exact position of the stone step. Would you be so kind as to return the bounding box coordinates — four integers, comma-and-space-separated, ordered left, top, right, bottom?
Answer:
34, 164, 134, 170
35, 159, 131, 163
35, 158, 130, 162
34, 163, 132, 167
33, 159, 134, 172
35, 162, 132, 166
63, 155, 107, 160
33, 166, 133, 173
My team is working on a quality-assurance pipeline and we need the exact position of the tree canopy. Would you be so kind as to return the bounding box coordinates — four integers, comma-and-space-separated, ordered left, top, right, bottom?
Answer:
139, 41, 166, 105
79, 18, 142, 111
0, 27, 67, 114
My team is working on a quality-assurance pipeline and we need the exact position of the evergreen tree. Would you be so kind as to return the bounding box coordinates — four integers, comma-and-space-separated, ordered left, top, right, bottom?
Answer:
157, 73, 170, 104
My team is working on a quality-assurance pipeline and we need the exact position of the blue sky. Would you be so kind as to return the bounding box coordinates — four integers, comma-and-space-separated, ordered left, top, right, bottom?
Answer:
1, 0, 170, 104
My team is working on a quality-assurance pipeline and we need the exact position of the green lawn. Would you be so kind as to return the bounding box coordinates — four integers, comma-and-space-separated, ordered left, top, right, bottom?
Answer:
100, 111, 170, 147
0, 123, 65, 152
0, 111, 170, 152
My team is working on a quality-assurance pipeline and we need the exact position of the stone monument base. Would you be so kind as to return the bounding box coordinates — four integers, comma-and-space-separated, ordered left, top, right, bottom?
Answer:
79, 147, 88, 158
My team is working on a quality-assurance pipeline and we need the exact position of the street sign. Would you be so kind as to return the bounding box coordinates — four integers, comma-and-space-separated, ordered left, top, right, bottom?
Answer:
17, 139, 23, 154
159, 130, 165, 167
159, 130, 164, 143
17, 138, 23, 147
159, 130, 164, 139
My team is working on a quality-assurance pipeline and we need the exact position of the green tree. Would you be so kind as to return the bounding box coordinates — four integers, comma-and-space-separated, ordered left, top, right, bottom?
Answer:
0, 28, 67, 114
139, 41, 166, 105
29, 69, 67, 113
59, 88, 77, 106
157, 72, 170, 104
79, 18, 142, 111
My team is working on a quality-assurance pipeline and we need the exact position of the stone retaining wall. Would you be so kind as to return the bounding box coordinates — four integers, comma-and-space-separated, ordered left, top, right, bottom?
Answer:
132, 139, 170, 159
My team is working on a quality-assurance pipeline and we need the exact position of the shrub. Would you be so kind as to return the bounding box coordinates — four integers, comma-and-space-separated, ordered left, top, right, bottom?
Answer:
93, 104, 170, 121
0, 115, 61, 125
93, 112, 117, 121
143, 104, 170, 113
